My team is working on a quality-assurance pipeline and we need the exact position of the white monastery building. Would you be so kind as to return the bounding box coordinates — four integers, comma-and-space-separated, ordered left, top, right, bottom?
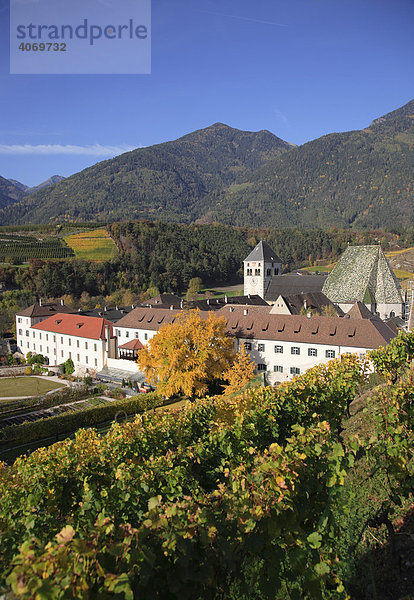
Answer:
14, 241, 400, 381
18, 313, 116, 375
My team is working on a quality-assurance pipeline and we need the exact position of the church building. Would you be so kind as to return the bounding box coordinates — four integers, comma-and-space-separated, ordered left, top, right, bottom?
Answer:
322, 245, 404, 321
243, 241, 282, 298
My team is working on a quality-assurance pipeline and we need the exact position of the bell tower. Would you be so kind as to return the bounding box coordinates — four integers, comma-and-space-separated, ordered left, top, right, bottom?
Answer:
243, 241, 282, 298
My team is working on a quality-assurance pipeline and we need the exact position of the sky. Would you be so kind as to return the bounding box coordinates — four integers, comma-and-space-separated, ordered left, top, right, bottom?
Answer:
0, 0, 413, 186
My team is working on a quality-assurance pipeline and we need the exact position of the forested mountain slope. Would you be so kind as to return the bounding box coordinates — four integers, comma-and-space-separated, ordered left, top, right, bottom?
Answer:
201, 100, 414, 228
0, 176, 25, 210
1, 100, 413, 228
0, 124, 291, 224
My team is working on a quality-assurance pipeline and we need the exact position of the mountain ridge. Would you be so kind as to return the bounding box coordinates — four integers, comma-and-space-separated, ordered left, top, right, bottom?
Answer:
1, 100, 413, 228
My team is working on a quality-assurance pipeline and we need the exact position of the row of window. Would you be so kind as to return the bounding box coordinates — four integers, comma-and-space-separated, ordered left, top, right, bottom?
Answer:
257, 364, 301, 376
19, 330, 98, 351
256, 343, 335, 359
22, 342, 98, 366
115, 330, 149, 341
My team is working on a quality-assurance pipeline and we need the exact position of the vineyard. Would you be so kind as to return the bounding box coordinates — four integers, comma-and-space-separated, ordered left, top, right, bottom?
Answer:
64, 228, 118, 261
0, 234, 75, 262
0, 332, 413, 599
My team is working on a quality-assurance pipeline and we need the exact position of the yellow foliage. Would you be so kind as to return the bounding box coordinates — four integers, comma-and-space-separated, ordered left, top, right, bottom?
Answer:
223, 343, 256, 396
138, 310, 235, 398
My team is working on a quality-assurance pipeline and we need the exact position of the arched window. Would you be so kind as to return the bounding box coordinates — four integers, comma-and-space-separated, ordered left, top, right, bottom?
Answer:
390, 311, 396, 318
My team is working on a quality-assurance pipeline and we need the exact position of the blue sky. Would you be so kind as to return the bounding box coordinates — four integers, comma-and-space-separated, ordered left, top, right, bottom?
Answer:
0, 0, 413, 186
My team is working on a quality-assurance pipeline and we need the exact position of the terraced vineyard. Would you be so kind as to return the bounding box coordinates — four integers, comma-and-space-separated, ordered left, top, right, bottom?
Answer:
0, 233, 75, 262
64, 228, 118, 261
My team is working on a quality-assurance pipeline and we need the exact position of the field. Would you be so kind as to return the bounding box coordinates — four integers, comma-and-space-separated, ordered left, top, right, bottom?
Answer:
0, 233, 74, 263
0, 377, 65, 398
64, 228, 118, 261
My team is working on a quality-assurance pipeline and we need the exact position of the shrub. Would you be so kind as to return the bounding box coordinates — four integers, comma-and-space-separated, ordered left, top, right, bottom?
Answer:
0, 392, 161, 446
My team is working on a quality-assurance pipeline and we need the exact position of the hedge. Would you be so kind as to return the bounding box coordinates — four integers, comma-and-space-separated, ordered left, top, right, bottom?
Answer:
0, 392, 161, 446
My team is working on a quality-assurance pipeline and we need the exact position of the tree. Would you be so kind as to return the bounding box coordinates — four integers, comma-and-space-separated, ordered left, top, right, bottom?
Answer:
223, 343, 256, 395
63, 358, 75, 375
185, 277, 203, 301
138, 310, 235, 397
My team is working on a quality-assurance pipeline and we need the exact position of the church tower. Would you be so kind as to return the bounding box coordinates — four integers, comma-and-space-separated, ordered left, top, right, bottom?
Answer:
243, 241, 282, 298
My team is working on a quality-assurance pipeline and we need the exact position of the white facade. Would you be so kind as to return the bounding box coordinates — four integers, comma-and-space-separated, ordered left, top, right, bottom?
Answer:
235, 336, 369, 385
21, 328, 107, 375
337, 302, 403, 321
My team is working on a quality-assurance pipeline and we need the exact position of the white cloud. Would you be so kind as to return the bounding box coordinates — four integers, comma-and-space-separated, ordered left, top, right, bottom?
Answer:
0, 143, 136, 156
201, 10, 287, 27
273, 107, 289, 127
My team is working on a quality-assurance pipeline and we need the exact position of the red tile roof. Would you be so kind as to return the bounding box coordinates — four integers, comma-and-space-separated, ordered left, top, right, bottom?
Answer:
32, 313, 113, 340
119, 339, 144, 351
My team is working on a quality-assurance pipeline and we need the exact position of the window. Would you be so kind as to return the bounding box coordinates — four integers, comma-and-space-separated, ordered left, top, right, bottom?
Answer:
116, 329, 120, 336
61, 337, 63, 344
27, 342, 29, 349
246, 268, 252, 276
18, 317, 22, 323
32, 331, 35, 338
26, 330, 29, 336
257, 364, 267, 372
53, 336, 56, 342
33, 344, 36, 351
274, 365, 283, 373
274, 345, 283, 353
144, 333, 148, 340
61, 350, 64, 357
85, 356, 88, 364
77, 354, 80, 361
19, 329, 22, 335
69, 352, 71, 359
46, 334, 48, 341
258, 343, 265, 352
94, 358, 97, 366
85, 342, 88, 349
255, 268, 261, 276
94, 343, 97, 351
40, 345, 42, 352
126, 331, 129, 338
291, 347, 300, 355
325, 350, 335, 359
290, 367, 300, 376
244, 342, 252, 351
47, 347, 49, 354
68, 339, 71, 346
390, 311, 396, 318
39, 333, 42, 340
274, 268, 279, 275
135, 332, 139, 339
77, 340, 80, 348
266, 268, 271, 276
308, 348, 317, 357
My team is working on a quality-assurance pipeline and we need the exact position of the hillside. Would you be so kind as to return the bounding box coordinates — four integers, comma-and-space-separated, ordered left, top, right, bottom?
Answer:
0, 124, 292, 225
0, 176, 25, 210
1, 100, 413, 228
202, 100, 414, 228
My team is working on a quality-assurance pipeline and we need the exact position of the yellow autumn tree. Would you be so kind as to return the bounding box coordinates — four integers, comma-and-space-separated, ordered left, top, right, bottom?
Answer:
222, 343, 256, 395
137, 310, 235, 397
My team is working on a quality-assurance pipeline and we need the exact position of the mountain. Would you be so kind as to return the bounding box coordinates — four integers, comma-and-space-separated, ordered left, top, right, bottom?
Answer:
200, 100, 414, 228
0, 176, 26, 210
7, 179, 29, 193
25, 175, 66, 195
1, 101, 413, 228
0, 124, 292, 225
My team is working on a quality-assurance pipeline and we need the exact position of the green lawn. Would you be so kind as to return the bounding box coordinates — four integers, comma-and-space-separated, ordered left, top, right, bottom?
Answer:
0, 377, 65, 398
